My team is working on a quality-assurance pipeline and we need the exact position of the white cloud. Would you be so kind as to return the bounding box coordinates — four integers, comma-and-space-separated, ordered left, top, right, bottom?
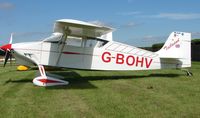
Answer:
89, 20, 107, 26
140, 35, 167, 42
192, 32, 200, 39
89, 20, 115, 28
13, 32, 51, 43
152, 13, 200, 20
136, 35, 168, 47
116, 11, 141, 16
192, 32, 200, 36
89, 21, 140, 29
120, 22, 140, 28
142, 35, 155, 40
0, 2, 14, 10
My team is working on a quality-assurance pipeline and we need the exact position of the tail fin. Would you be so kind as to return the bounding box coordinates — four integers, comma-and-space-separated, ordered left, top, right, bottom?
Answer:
156, 32, 191, 67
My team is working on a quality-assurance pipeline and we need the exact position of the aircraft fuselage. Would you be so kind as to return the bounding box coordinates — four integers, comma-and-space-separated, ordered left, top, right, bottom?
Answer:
11, 40, 170, 71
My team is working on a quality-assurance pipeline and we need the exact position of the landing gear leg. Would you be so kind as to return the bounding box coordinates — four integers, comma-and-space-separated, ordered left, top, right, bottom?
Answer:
33, 65, 69, 86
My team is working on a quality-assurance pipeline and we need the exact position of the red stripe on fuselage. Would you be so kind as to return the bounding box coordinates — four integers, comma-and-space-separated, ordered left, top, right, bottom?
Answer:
63, 52, 81, 55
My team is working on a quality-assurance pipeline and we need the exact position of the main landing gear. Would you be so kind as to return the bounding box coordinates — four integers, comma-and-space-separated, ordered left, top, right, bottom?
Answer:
33, 65, 68, 86
181, 69, 193, 76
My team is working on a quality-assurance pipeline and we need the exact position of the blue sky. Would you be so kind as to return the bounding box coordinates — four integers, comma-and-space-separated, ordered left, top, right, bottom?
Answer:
0, 0, 200, 46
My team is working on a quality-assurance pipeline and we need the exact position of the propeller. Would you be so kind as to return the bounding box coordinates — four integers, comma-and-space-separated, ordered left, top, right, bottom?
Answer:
3, 50, 11, 67
0, 33, 13, 67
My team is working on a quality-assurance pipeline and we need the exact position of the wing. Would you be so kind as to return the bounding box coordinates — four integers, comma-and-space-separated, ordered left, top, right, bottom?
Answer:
53, 19, 113, 38
43, 19, 113, 42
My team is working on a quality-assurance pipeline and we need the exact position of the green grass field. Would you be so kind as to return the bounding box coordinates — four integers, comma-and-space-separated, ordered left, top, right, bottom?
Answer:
0, 62, 200, 118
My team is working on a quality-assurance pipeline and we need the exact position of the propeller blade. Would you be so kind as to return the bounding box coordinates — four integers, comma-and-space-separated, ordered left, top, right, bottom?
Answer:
10, 53, 12, 66
9, 33, 13, 44
3, 50, 11, 67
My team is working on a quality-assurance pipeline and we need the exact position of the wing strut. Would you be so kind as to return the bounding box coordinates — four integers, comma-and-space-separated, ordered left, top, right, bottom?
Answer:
56, 27, 71, 65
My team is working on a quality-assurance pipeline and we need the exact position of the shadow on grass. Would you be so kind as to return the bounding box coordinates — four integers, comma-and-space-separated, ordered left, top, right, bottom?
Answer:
45, 70, 181, 90
4, 79, 31, 84
3, 70, 182, 90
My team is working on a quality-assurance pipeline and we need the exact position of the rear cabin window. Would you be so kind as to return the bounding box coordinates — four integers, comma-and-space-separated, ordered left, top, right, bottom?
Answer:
96, 40, 108, 47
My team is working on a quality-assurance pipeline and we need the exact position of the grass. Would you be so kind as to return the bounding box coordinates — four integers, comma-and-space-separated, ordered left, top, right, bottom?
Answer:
0, 62, 200, 118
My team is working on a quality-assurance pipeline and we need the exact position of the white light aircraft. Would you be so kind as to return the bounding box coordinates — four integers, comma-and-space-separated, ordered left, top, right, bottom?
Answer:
0, 19, 192, 86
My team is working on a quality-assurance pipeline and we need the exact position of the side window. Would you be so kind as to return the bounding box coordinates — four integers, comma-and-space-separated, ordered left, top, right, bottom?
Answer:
65, 37, 108, 48
85, 39, 98, 48
84, 38, 108, 48
66, 38, 82, 47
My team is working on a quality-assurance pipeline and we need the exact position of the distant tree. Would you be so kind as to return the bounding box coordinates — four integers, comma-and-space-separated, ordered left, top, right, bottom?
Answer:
0, 51, 5, 56
192, 39, 200, 45
151, 43, 164, 51
152, 43, 164, 49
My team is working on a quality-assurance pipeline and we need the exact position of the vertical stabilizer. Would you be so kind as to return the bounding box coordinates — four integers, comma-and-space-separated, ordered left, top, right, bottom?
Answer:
156, 32, 191, 67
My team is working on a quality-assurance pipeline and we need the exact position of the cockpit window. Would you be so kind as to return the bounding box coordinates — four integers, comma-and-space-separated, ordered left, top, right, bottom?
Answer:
49, 35, 108, 48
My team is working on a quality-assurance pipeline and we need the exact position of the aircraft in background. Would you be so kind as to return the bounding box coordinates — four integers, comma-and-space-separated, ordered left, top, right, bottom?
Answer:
0, 19, 192, 86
